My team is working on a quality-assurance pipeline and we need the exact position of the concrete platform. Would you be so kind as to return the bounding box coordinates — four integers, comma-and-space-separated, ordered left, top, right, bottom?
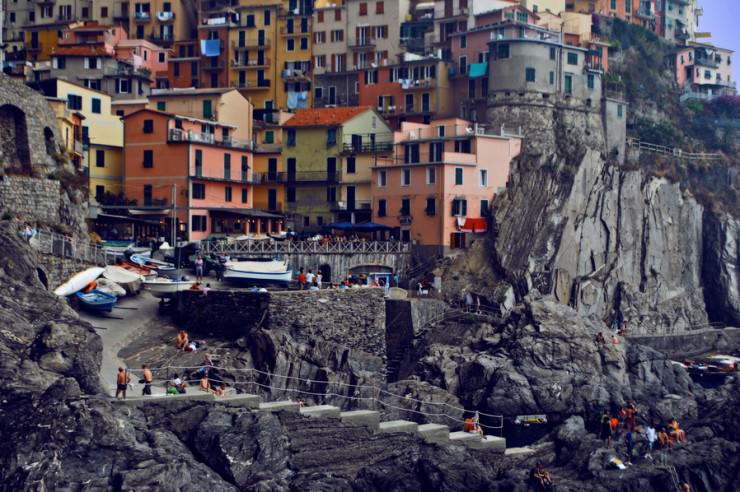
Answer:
340, 410, 380, 429
378, 420, 419, 434
116, 392, 216, 406
449, 431, 483, 444
461, 435, 507, 453
218, 393, 262, 409
417, 423, 450, 443
258, 401, 300, 413
505, 446, 535, 456
299, 405, 341, 419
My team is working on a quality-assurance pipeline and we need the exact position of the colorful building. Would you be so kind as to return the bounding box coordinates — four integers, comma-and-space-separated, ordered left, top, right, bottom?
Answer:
122, 108, 266, 241
127, 0, 196, 46
282, 106, 393, 231
673, 43, 735, 100
252, 111, 294, 215
345, 0, 410, 70
25, 22, 73, 62
371, 118, 521, 256
313, 0, 359, 108
45, 96, 86, 170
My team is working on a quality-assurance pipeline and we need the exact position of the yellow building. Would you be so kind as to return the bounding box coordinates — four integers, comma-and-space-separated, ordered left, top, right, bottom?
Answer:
25, 23, 69, 62
252, 111, 293, 213
519, 0, 566, 14
128, 0, 196, 46
275, 0, 314, 111
46, 97, 86, 170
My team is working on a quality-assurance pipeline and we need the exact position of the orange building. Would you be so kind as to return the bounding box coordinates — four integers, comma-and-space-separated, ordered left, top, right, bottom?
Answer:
371, 118, 521, 256
122, 108, 276, 242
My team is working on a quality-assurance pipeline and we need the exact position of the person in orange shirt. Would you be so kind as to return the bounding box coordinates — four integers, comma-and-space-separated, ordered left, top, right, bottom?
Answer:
175, 331, 189, 350
141, 364, 153, 396
115, 367, 131, 399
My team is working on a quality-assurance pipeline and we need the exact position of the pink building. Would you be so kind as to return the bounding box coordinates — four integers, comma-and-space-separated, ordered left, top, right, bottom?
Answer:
115, 39, 171, 88
371, 118, 521, 256
674, 43, 735, 99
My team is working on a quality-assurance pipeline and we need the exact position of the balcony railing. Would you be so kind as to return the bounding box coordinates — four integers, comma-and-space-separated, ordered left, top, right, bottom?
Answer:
134, 11, 151, 21
283, 171, 341, 183
232, 57, 271, 68
168, 128, 252, 150
156, 11, 175, 21
230, 79, 271, 90
281, 68, 310, 80
400, 78, 436, 90
399, 124, 490, 142
341, 141, 393, 154
280, 26, 310, 36
231, 39, 271, 50
349, 41, 376, 50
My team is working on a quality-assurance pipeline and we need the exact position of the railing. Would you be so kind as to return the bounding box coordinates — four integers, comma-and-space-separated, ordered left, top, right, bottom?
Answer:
156, 11, 175, 21
231, 39, 271, 49
341, 141, 394, 154
28, 230, 112, 266
230, 79, 271, 89
134, 11, 151, 20
626, 138, 722, 162
202, 240, 411, 255
168, 128, 253, 150
232, 57, 272, 68
283, 171, 341, 182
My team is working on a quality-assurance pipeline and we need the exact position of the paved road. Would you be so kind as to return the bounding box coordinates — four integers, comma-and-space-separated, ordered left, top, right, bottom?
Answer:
78, 293, 161, 396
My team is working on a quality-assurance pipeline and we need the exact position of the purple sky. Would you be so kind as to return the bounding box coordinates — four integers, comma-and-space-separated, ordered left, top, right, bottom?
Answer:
698, 0, 740, 83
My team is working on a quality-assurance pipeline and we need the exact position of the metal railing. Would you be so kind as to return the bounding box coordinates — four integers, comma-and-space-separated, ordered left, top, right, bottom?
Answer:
626, 137, 722, 162
168, 128, 253, 150
28, 230, 112, 266
202, 240, 411, 256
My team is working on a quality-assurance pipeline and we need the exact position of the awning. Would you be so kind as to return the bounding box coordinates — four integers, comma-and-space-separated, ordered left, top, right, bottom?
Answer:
460, 218, 488, 233
128, 208, 172, 216
353, 222, 392, 232
206, 208, 284, 219
94, 213, 160, 225
469, 62, 488, 79
327, 221, 355, 230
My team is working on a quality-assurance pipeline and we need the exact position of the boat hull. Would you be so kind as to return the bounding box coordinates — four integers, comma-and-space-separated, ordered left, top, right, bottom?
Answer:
103, 266, 143, 294
143, 280, 195, 298
54, 267, 105, 297
223, 268, 292, 285
74, 289, 117, 312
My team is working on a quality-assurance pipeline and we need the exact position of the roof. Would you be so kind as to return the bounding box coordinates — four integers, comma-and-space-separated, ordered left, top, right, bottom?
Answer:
69, 22, 112, 31
122, 108, 237, 128
150, 87, 234, 98
283, 107, 373, 127
52, 45, 112, 57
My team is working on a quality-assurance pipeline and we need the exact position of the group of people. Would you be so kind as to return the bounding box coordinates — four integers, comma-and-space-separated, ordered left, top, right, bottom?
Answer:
175, 330, 207, 353
600, 403, 688, 465
595, 331, 621, 347
463, 411, 485, 439
296, 268, 323, 290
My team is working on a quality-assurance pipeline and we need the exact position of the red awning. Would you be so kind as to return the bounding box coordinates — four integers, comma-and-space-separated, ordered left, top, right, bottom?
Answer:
460, 218, 488, 233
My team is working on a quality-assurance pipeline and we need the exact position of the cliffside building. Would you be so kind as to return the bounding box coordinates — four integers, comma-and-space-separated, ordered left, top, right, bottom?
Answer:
672, 42, 735, 101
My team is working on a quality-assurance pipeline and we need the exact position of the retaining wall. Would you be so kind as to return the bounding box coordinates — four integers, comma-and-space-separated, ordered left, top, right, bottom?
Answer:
628, 327, 740, 359
0, 175, 60, 224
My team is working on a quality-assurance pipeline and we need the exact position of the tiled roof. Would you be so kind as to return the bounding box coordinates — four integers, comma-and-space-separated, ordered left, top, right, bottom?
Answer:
52, 45, 111, 57
283, 107, 372, 127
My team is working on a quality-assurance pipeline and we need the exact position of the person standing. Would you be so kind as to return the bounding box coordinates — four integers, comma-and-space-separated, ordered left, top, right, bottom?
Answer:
195, 256, 205, 282
316, 272, 323, 289
298, 267, 306, 289
116, 367, 131, 400
306, 269, 315, 286
644, 424, 657, 460
600, 410, 612, 445
142, 364, 153, 396
625, 431, 634, 465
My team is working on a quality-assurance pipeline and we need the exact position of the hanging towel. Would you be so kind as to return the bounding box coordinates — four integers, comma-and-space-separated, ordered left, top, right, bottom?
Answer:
200, 39, 221, 57
287, 91, 300, 109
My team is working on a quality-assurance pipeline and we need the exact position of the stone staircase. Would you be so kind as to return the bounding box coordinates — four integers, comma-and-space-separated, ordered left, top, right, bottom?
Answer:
116, 393, 507, 453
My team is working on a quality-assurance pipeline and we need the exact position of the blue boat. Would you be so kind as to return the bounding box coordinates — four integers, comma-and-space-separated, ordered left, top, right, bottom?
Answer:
74, 289, 118, 313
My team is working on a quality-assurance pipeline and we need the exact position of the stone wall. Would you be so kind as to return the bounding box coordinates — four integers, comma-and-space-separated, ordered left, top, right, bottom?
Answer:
0, 175, 61, 224
175, 290, 269, 337
36, 254, 97, 291
628, 327, 740, 359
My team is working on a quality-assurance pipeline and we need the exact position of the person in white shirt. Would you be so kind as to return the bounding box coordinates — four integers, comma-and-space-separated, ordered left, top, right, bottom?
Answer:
306, 270, 315, 285
316, 272, 322, 289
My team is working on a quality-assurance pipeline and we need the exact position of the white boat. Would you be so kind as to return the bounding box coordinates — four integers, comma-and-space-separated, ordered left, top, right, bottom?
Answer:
54, 267, 105, 297
103, 265, 143, 294
223, 260, 292, 285
142, 277, 195, 298
103, 243, 151, 256
130, 254, 176, 272
94, 278, 127, 297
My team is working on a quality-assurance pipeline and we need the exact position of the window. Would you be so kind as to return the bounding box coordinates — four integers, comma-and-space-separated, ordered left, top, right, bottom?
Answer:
617, 104, 624, 117
300, 37, 308, 50
67, 94, 82, 110
378, 169, 387, 187
347, 157, 356, 174
116, 79, 131, 94
192, 183, 205, 199
54, 56, 66, 69
567, 52, 578, 65
287, 187, 296, 202
525, 67, 535, 82
479, 169, 488, 186
549, 47, 556, 60
364, 70, 379, 84
426, 167, 435, 184
194, 149, 202, 176
158, 51, 165, 63
287, 129, 296, 146
459, 56, 467, 75
399, 198, 411, 216
241, 188, 248, 204
481, 199, 490, 217
287, 39, 295, 51
497, 44, 510, 59
378, 199, 386, 217
91, 98, 101, 114
203, 100, 213, 118
96, 185, 105, 199
241, 156, 249, 181
143, 119, 154, 133
317, 10, 324, 22
587, 73, 595, 90
264, 9, 271, 25
224, 153, 231, 179
143, 185, 152, 206
451, 199, 467, 216
401, 168, 411, 186
359, 2, 367, 15
326, 187, 337, 203
156, 101, 166, 111
327, 128, 337, 146
335, 9, 341, 21
564, 74, 573, 94
376, 1, 384, 14
455, 167, 463, 185
84, 57, 98, 69
264, 130, 274, 144
143, 150, 153, 168
516, 11, 528, 22
173, 62, 180, 77
704, 70, 711, 80
549, 71, 555, 85
425, 198, 436, 216
192, 215, 207, 231
95, 149, 105, 167
225, 186, 232, 202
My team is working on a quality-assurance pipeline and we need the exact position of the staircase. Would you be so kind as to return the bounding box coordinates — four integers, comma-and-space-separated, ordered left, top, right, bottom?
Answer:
116, 393, 507, 453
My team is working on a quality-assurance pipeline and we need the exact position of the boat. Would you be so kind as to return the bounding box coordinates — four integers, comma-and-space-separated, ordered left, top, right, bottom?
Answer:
94, 278, 127, 297
223, 259, 292, 285
130, 254, 176, 272
103, 265, 143, 294
142, 277, 195, 298
74, 289, 118, 312
53, 267, 105, 297
120, 262, 157, 280
102, 243, 151, 257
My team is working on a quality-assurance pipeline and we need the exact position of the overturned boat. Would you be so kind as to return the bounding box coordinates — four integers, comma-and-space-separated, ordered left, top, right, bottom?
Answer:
103, 265, 143, 294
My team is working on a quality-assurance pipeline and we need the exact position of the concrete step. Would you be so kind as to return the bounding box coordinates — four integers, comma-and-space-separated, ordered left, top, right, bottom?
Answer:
417, 423, 450, 443
258, 400, 300, 413
448, 431, 483, 444
116, 392, 215, 406
505, 446, 535, 456
218, 393, 262, 409
340, 410, 380, 429
299, 405, 341, 419
378, 420, 419, 434
464, 435, 506, 453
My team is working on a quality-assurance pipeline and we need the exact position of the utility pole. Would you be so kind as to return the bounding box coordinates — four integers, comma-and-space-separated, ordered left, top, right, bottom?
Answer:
171, 183, 176, 247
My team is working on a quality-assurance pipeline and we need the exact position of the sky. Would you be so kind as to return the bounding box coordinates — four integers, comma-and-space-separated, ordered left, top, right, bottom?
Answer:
698, 0, 740, 83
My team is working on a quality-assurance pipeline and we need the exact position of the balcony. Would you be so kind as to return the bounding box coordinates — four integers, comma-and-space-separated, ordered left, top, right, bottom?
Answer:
134, 11, 151, 21
400, 123, 493, 142
400, 78, 436, 90
230, 79, 271, 90
148, 34, 175, 44
36, 0, 56, 4
281, 68, 310, 81
251, 172, 284, 183
74, 140, 84, 155
254, 143, 282, 153
202, 63, 225, 71
341, 141, 393, 154
282, 171, 341, 183
156, 11, 175, 22
348, 41, 375, 51
280, 27, 310, 37
695, 57, 719, 69
399, 215, 412, 225
27, 43, 43, 52
635, 8, 655, 20
168, 128, 252, 150
232, 58, 271, 69
676, 29, 690, 41
231, 39, 271, 50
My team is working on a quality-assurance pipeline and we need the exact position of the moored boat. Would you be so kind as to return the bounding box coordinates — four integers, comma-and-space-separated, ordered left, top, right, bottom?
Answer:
94, 278, 127, 297
74, 289, 118, 312
130, 254, 176, 272
103, 265, 144, 294
120, 262, 157, 279
142, 277, 195, 298
53, 267, 105, 297
223, 259, 292, 285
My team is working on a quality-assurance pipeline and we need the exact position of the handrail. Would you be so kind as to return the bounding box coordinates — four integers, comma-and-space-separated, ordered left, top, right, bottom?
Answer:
23, 229, 114, 266
626, 137, 722, 161
201, 240, 412, 256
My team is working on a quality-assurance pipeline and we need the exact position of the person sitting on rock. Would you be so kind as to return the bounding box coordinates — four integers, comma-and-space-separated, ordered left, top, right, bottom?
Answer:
658, 428, 672, 449
669, 418, 686, 444
531, 463, 553, 491
175, 331, 189, 351
213, 383, 226, 397
595, 332, 606, 345
199, 374, 211, 393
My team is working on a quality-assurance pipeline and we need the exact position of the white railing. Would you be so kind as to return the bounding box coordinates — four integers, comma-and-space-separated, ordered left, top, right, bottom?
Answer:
202, 240, 411, 256
27, 230, 112, 266
626, 137, 722, 161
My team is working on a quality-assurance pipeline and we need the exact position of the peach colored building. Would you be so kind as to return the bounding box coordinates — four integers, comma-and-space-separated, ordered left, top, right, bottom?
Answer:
674, 43, 735, 99
371, 118, 521, 256
122, 108, 271, 242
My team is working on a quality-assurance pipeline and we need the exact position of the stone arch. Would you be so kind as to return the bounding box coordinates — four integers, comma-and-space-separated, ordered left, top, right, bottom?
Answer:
319, 263, 331, 283
43, 127, 55, 157
36, 267, 48, 290
0, 104, 31, 173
